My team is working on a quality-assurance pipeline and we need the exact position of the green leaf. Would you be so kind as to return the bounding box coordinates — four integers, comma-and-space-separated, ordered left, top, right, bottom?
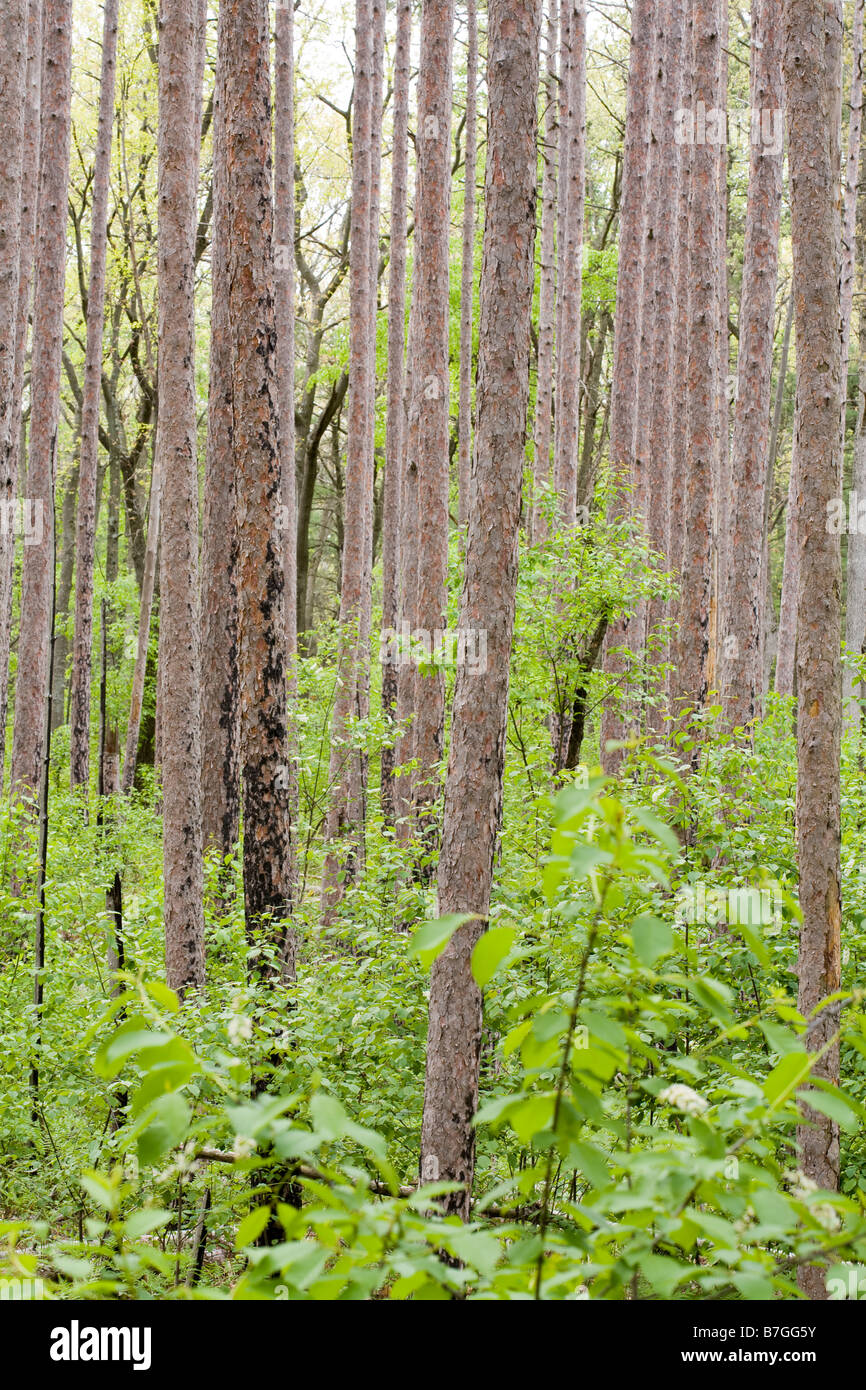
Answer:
408, 914, 478, 970
632, 806, 680, 855
236, 1207, 272, 1250
631, 914, 673, 967
471, 927, 515, 989
123, 1208, 174, 1239
135, 1092, 190, 1166
764, 1051, 813, 1107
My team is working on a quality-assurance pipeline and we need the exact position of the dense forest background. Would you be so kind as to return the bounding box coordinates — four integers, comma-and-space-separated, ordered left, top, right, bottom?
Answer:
1, 0, 866, 1308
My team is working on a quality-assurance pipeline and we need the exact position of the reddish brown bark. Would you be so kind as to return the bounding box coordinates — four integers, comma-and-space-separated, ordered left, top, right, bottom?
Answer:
200, 0, 240, 856
531, 0, 558, 544
457, 0, 478, 529
0, 0, 29, 790
420, 0, 541, 1217
553, 0, 584, 527
10, 0, 73, 801
671, 0, 721, 733
322, 0, 375, 908
720, 0, 783, 733
225, 0, 293, 968
599, 0, 656, 774
381, 0, 412, 828
68, 0, 120, 790
785, 0, 844, 1300
158, 0, 205, 992
410, 0, 453, 844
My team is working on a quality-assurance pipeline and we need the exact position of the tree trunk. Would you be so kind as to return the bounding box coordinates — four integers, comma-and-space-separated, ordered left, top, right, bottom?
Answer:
842, 0, 865, 720
225, 0, 293, 969
599, 0, 656, 774
670, 0, 720, 738
409, 0, 453, 849
10, 0, 73, 801
0, 0, 41, 791
200, 0, 240, 857
785, 0, 844, 1300
457, 0, 477, 529
381, 0, 412, 829
847, 122, 866, 726
552, 0, 584, 528
275, 0, 296, 670
720, 0, 783, 733
420, 0, 541, 1217
531, 0, 558, 544
50, 453, 78, 731
68, 0, 120, 789
322, 0, 376, 912
157, 0, 205, 992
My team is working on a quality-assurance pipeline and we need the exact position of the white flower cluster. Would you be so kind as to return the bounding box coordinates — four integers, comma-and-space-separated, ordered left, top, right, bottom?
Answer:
786, 1169, 841, 1232
658, 1083, 710, 1117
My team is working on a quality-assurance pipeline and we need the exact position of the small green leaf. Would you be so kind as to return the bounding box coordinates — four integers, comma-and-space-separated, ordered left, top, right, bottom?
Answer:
409, 914, 478, 970
471, 927, 515, 989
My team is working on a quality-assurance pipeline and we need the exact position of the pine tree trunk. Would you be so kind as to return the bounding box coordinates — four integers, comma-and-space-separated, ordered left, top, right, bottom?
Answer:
410, 0, 453, 848
667, 5, 692, 696
322, 0, 375, 911
552, 0, 584, 527
275, 0, 296, 667
68, 0, 120, 789
10, 0, 73, 801
225, 0, 293, 968
847, 123, 866, 721
670, 0, 721, 736
644, 0, 685, 721
599, 0, 656, 774
158, 0, 205, 992
420, 0, 541, 1217
785, 0, 844, 1300
720, 0, 783, 733
842, 0, 864, 720
0, 0, 30, 791
531, 2, 558, 545
50, 454, 78, 730
456, 0, 477, 529
381, 0, 412, 829
200, 0, 240, 856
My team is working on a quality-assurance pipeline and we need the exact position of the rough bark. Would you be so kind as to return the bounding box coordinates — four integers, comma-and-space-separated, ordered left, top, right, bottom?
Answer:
531, 2, 558, 544
720, 0, 784, 732
321, 0, 375, 911
785, 0, 844, 1300
409, 0, 453, 845
10, 0, 73, 801
670, 0, 721, 735
457, 0, 478, 529
68, 0, 120, 789
847, 121, 866, 721
552, 0, 585, 527
200, 0, 240, 856
599, 0, 656, 774
381, 0, 412, 829
225, 0, 293, 967
842, 0, 865, 719
0, 0, 30, 789
643, 0, 685, 709
158, 0, 205, 992
275, 0, 297, 671
420, 0, 540, 1217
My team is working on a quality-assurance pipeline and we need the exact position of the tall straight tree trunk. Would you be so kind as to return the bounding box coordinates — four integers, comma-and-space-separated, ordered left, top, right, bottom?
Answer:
531, 0, 558, 544
122, 461, 161, 792
158, 0, 205, 992
842, 0, 865, 719
847, 121, 866, 718
0, 0, 29, 788
785, 0, 844, 1302
643, 0, 685, 711
420, 0, 541, 1217
225, 0, 293, 967
200, 0, 239, 855
322, 0, 375, 911
50, 453, 78, 730
775, 448, 799, 695
274, 0, 297, 938
381, 0, 412, 829
712, 0, 730, 679
599, 0, 655, 774
762, 290, 794, 695
395, 287, 419, 837
720, 0, 783, 732
456, 0, 477, 529
670, 0, 721, 737
10, 0, 72, 800
410, 0, 453, 846
552, 0, 584, 527
68, 0, 120, 790
667, 5, 692, 691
